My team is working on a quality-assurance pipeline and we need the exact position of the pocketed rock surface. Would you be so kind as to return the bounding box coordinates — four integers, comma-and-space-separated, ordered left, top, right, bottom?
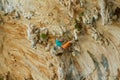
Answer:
0, 0, 120, 80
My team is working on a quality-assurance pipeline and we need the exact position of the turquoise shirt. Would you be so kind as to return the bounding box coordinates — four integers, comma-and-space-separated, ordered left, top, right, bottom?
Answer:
55, 40, 62, 47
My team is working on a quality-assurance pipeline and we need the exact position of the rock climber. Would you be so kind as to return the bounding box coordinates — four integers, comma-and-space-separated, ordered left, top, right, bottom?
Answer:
55, 39, 74, 50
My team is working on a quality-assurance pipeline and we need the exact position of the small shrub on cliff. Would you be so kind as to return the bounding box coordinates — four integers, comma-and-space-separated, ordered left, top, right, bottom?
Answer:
41, 33, 47, 40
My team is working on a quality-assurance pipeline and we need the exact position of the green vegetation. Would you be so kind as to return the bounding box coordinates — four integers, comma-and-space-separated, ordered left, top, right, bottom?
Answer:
75, 20, 82, 31
0, 76, 3, 80
41, 33, 47, 40
79, 12, 84, 17
75, 22, 80, 29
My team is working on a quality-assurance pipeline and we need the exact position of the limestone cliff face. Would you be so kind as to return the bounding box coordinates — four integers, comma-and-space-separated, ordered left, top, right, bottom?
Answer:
0, 0, 120, 80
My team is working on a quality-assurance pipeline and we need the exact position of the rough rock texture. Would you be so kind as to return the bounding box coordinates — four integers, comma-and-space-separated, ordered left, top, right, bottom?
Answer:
0, 0, 120, 80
